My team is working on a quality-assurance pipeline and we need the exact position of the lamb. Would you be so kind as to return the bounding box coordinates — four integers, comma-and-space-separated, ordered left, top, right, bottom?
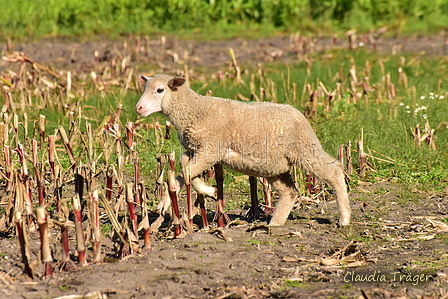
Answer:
136, 74, 351, 226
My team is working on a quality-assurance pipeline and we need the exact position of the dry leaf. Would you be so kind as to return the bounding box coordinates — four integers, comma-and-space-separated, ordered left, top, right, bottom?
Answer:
283, 256, 299, 262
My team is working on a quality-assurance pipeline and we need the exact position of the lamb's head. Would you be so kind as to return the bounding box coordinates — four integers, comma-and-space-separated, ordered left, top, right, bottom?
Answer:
136, 74, 186, 117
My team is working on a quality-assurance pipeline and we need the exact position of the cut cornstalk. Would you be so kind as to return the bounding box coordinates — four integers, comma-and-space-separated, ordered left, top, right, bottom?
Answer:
91, 190, 102, 263
38, 114, 46, 144
338, 145, 344, 171
60, 223, 72, 271
345, 141, 353, 176
126, 183, 138, 235
306, 174, 315, 195
36, 207, 53, 278
53, 165, 63, 212
133, 156, 141, 205
15, 211, 33, 278
59, 126, 76, 170
165, 121, 171, 140
195, 193, 209, 230
167, 152, 181, 236
358, 129, 366, 178
73, 196, 88, 266
126, 121, 134, 150
155, 155, 166, 201
183, 161, 193, 228
48, 135, 55, 177
139, 185, 152, 250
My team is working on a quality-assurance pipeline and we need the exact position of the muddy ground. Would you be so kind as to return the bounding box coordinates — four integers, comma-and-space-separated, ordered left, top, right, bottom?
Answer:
1, 33, 448, 298
1, 181, 448, 299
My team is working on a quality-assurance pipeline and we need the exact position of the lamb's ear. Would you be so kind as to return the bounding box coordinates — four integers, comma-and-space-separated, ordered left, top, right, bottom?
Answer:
141, 75, 151, 82
168, 77, 186, 90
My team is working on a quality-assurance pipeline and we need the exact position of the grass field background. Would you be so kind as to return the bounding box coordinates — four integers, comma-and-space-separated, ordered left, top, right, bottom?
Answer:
1, 0, 448, 40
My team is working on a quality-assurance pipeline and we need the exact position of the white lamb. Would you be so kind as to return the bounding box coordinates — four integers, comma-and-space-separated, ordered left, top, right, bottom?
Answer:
136, 74, 351, 226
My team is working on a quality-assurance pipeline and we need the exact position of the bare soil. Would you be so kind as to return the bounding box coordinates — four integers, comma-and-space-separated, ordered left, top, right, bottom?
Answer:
1, 181, 448, 299
1, 34, 448, 299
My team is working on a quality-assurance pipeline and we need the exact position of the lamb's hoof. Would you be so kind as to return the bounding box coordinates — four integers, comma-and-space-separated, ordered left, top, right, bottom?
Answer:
268, 218, 285, 227
339, 218, 350, 227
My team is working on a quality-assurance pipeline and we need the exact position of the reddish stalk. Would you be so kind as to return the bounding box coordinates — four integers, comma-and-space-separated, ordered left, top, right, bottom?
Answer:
140, 185, 152, 250
167, 152, 181, 236
214, 164, 226, 228
60, 224, 71, 270
36, 207, 53, 278
126, 121, 134, 149
73, 196, 88, 266
15, 211, 33, 278
126, 183, 138, 235
196, 194, 209, 230
306, 174, 313, 194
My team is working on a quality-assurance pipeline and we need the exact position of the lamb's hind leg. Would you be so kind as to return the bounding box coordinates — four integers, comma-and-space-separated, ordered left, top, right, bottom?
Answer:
268, 172, 299, 226
308, 156, 351, 226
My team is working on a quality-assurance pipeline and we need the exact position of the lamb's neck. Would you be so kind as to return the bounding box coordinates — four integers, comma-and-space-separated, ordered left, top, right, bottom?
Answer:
165, 88, 206, 134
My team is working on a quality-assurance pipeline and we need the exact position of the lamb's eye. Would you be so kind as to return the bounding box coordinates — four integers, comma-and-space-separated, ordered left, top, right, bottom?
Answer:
156, 88, 165, 94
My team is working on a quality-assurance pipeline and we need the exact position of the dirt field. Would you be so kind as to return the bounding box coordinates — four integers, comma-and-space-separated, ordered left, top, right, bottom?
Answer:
1, 34, 448, 298
1, 181, 448, 299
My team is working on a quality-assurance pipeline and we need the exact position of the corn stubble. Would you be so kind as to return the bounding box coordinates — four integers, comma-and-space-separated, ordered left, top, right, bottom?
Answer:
0, 32, 443, 280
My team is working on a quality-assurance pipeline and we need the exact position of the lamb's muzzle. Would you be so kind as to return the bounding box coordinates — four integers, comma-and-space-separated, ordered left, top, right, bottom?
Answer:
136, 74, 351, 226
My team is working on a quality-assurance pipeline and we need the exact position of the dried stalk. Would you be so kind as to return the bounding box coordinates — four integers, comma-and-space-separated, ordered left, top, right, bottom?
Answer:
358, 129, 366, 178
15, 211, 34, 278
90, 190, 102, 263
183, 158, 193, 229
36, 207, 53, 278
345, 141, 353, 176
165, 120, 171, 140
139, 184, 152, 250
73, 196, 88, 266
195, 193, 209, 230
167, 151, 181, 236
126, 183, 138, 235
38, 114, 46, 143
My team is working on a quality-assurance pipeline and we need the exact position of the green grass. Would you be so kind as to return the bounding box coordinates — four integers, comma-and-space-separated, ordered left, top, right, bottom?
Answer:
1, 0, 448, 41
